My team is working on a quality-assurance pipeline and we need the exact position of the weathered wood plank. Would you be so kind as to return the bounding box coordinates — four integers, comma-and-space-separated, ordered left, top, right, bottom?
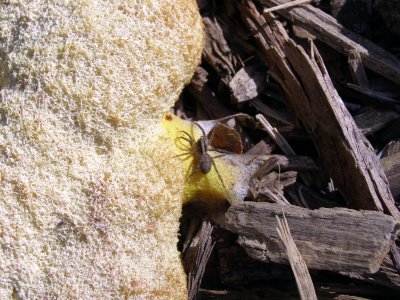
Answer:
224, 202, 400, 273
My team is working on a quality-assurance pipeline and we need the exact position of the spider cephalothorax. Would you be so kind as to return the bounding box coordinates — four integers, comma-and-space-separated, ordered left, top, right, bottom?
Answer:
175, 122, 227, 192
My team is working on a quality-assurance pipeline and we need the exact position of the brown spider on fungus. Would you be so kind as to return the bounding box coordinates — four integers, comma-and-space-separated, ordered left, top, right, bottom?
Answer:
174, 122, 228, 193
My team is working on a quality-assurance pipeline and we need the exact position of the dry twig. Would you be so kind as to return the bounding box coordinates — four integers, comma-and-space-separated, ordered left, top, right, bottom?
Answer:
276, 213, 317, 300
263, 0, 314, 14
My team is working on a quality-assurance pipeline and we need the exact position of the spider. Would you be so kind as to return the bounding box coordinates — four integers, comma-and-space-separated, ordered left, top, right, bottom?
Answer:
174, 122, 228, 193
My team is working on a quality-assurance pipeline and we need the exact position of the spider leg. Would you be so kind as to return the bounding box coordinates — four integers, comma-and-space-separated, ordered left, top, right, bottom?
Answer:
176, 140, 192, 152
208, 123, 217, 146
210, 154, 225, 160
210, 158, 228, 195
193, 122, 209, 155
193, 122, 207, 139
178, 130, 194, 142
193, 121, 239, 155
177, 136, 192, 144
172, 152, 195, 162
185, 159, 197, 183
208, 148, 232, 154
172, 152, 188, 158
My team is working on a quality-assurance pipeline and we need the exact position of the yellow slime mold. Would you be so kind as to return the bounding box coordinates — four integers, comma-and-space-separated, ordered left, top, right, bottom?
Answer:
162, 114, 242, 205
0, 1, 203, 299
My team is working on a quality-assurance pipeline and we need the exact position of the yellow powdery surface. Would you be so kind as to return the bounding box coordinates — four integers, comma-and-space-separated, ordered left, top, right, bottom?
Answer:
162, 114, 253, 207
0, 1, 203, 299
162, 114, 237, 204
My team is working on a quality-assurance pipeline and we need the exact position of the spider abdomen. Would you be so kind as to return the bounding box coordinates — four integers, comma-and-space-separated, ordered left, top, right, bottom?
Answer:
199, 153, 212, 174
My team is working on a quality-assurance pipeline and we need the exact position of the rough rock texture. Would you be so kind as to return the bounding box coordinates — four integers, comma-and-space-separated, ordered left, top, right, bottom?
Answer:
0, 1, 203, 299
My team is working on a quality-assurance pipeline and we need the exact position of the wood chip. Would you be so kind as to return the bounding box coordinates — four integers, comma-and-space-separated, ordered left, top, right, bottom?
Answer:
260, 0, 400, 86
263, 0, 314, 14
183, 221, 215, 300
348, 50, 369, 88
229, 65, 267, 102
239, 2, 399, 220
380, 152, 400, 199
224, 202, 400, 273
354, 107, 400, 136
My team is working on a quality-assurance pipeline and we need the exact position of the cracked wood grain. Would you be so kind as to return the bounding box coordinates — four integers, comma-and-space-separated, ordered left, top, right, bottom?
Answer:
225, 202, 400, 273
238, 0, 400, 221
